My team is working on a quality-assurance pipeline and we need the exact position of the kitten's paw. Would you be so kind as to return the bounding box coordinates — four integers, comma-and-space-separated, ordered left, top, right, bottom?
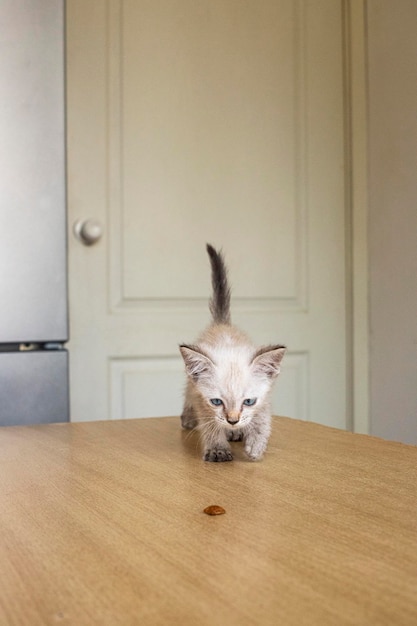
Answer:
203, 447, 233, 462
244, 441, 266, 461
226, 429, 244, 442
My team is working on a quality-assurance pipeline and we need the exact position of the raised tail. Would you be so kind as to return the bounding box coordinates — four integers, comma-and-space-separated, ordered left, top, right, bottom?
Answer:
206, 244, 231, 324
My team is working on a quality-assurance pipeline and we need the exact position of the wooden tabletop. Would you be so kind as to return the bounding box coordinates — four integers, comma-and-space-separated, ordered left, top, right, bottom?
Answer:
1, 416, 416, 625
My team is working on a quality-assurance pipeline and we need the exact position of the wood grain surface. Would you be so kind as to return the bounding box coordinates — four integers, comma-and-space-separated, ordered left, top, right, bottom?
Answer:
0, 416, 416, 625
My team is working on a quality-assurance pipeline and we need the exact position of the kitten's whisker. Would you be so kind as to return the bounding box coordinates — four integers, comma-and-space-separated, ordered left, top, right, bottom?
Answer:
183, 428, 197, 443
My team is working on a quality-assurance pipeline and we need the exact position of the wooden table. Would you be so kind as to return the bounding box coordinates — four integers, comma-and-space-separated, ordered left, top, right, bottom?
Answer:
1, 417, 416, 625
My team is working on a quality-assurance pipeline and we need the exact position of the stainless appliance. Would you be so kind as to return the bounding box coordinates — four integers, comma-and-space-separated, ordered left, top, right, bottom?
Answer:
0, 0, 69, 425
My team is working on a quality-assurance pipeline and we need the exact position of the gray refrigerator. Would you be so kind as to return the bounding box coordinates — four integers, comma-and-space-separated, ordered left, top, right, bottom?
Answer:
0, 0, 69, 426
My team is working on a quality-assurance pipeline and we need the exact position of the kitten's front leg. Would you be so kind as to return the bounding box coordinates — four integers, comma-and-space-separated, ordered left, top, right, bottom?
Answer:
202, 426, 233, 462
244, 418, 271, 461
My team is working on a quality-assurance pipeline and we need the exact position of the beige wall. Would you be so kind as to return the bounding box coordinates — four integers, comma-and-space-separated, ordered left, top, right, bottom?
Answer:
367, 0, 417, 444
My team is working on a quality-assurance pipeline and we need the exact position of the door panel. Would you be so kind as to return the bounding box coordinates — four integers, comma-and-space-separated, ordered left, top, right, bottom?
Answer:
67, 0, 347, 427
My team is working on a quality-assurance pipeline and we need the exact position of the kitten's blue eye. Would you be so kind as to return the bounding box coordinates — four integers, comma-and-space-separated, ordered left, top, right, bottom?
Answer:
243, 398, 257, 406
210, 398, 223, 406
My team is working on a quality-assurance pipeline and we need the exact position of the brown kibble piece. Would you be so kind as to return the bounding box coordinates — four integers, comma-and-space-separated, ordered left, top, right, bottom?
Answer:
203, 505, 226, 516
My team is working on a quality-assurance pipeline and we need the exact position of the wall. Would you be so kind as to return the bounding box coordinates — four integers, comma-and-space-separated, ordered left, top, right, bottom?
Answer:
367, 0, 417, 444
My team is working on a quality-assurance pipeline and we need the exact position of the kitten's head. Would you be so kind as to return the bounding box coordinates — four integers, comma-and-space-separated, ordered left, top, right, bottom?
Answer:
179, 343, 286, 429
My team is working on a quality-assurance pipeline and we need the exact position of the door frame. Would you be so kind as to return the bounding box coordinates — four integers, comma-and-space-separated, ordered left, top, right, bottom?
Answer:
344, 0, 369, 434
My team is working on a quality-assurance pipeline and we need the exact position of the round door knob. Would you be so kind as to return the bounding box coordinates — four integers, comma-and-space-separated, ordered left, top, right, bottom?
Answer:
73, 219, 103, 246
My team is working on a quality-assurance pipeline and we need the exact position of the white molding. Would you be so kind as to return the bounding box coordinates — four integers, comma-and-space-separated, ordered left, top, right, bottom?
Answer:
110, 351, 308, 422
106, 0, 309, 314
109, 356, 187, 420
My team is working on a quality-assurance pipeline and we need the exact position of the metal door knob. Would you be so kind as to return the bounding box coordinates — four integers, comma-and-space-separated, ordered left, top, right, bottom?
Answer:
73, 219, 103, 246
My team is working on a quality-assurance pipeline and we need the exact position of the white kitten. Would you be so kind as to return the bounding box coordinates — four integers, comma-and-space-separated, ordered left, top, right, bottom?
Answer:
180, 244, 286, 462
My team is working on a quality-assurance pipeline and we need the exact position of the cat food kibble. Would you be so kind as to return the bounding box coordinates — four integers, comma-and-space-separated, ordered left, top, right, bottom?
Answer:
203, 505, 226, 516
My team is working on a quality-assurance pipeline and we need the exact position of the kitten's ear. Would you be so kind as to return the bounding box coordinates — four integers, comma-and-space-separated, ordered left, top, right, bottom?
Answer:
179, 344, 214, 381
251, 345, 286, 379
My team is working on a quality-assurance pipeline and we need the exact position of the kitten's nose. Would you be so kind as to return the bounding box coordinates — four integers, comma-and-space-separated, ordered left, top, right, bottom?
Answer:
226, 412, 240, 425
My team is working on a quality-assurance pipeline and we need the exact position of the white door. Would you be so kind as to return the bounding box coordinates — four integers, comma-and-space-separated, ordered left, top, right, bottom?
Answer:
67, 0, 348, 428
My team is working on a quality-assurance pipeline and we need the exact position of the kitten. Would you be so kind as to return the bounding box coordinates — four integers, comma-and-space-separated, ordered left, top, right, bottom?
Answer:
179, 244, 286, 462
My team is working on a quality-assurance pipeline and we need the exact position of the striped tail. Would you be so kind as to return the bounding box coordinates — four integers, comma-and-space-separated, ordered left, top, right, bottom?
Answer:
206, 244, 231, 324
